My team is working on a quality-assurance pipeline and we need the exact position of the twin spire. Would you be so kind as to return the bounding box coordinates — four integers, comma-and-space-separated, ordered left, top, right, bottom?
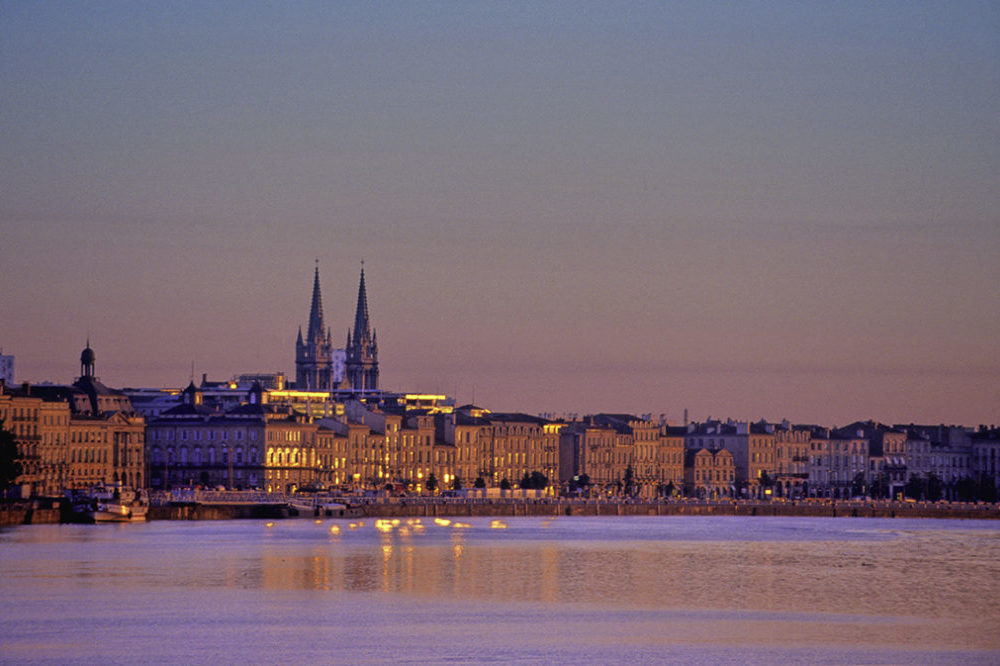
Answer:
306, 262, 328, 345
297, 260, 378, 391
350, 264, 374, 348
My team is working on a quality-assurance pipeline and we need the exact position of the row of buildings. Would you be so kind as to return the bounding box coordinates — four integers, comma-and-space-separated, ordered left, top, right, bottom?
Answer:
3, 266, 999, 501
4, 352, 999, 501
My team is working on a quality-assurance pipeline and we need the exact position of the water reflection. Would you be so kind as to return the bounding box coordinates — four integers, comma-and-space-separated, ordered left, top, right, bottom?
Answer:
220, 518, 1000, 627
4, 516, 1000, 657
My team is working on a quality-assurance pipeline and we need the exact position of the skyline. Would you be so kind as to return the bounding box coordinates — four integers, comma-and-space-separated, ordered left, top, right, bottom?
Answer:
2, 2, 998, 426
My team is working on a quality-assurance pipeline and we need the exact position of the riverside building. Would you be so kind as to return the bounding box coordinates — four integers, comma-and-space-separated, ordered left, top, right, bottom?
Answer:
0, 343, 145, 497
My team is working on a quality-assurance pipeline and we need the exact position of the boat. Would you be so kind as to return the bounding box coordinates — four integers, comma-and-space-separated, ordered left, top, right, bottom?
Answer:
69, 485, 149, 523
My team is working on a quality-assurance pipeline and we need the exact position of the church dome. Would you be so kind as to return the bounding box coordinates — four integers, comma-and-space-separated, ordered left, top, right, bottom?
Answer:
80, 345, 96, 365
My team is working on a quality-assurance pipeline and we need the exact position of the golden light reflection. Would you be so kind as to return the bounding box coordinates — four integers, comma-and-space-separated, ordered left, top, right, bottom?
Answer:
375, 519, 394, 533
329, 525, 341, 535
348, 522, 359, 530
453, 543, 464, 559
265, 522, 274, 528
490, 520, 508, 529
452, 522, 470, 529
434, 518, 451, 527
314, 519, 322, 525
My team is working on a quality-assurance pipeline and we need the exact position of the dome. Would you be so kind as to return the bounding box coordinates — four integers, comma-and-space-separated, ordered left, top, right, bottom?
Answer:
81, 345, 96, 365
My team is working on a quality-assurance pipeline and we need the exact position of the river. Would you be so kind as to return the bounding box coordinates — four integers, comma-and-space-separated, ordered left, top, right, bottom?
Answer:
2, 515, 998, 664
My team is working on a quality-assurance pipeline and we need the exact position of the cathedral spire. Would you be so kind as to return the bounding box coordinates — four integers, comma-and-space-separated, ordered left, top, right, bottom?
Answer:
352, 263, 370, 346
345, 262, 378, 392
307, 261, 325, 342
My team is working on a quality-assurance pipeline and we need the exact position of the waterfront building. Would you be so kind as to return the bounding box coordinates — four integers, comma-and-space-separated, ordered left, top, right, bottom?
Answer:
443, 405, 492, 487
773, 421, 811, 498
835, 422, 905, 498
559, 419, 619, 494
683, 447, 735, 499
483, 412, 560, 492
146, 383, 321, 491
0, 385, 70, 496
807, 427, 832, 497
971, 426, 1000, 491
1, 343, 144, 496
685, 420, 776, 497
895, 424, 973, 499
748, 421, 778, 497
658, 426, 686, 496
826, 428, 869, 499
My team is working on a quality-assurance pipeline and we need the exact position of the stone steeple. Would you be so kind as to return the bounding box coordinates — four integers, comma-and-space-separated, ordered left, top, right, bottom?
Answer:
346, 264, 379, 391
307, 263, 325, 343
295, 262, 334, 390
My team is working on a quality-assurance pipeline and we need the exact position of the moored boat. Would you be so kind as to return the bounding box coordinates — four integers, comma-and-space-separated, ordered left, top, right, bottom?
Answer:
69, 485, 149, 523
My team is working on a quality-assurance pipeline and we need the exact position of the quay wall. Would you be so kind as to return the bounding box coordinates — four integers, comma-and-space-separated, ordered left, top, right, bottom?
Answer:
5, 500, 999, 525
355, 500, 1000, 521
147, 503, 290, 521
0, 506, 61, 527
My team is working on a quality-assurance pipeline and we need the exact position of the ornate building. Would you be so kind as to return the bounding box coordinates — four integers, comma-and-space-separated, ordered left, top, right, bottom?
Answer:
295, 265, 340, 390
295, 264, 377, 392
345, 266, 379, 392
1, 342, 145, 496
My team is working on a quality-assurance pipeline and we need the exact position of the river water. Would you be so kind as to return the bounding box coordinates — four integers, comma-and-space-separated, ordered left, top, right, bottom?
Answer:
2, 515, 998, 664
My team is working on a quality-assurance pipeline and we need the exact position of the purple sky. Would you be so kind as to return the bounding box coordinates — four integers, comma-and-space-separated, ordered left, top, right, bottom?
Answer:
2, 2, 998, 426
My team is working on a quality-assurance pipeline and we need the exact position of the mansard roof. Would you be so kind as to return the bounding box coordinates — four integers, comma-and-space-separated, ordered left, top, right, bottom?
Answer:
486, 412, 550, 425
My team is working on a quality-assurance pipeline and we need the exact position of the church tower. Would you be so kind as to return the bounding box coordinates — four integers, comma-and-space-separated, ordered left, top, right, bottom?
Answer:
295, 264, 335, 390
345, 265, 379, 391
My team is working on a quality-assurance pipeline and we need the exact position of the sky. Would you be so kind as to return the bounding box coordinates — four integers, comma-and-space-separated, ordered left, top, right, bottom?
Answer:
2, 2, 998, 426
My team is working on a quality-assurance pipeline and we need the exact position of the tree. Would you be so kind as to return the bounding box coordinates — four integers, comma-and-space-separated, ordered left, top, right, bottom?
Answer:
451, 475, 462, 491
0, 427, 22, 494
499, 478, 511, 490
981, 477, 998, 503
623, 465, 636, 497
851, 472, 866, 498
953, 476, 976, 502
519, 471, 548, 490
904, 474, 924, 500
474, 476, 486, 489
425, 473, 438, 493
926, 473, 943, 502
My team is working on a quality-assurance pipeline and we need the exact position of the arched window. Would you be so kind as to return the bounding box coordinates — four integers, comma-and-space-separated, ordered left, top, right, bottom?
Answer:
180, 446, 188, 464
193, 447, 202, 465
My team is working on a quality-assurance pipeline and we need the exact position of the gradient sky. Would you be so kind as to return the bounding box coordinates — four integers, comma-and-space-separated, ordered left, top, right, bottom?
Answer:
2, 2, 998, 426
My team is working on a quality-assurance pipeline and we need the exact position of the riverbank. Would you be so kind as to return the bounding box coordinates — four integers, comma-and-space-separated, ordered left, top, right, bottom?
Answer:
4, 497, 998, 526
347, 498, 1000, 521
